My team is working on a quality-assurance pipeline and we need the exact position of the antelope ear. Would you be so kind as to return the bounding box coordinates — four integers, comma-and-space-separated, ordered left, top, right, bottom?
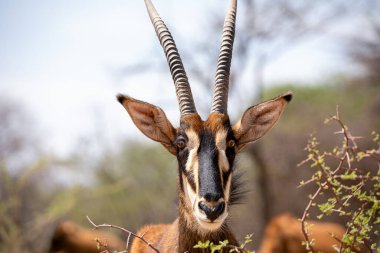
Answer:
232, 92, 292, 151
117, 94, 177, 155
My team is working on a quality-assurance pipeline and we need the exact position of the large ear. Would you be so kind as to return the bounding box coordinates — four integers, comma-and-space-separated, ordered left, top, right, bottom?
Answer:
232, 92, 292, 151
117, 94, 177, 155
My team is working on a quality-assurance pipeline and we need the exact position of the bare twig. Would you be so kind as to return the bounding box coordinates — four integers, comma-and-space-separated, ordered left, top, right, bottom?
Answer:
86, 216, 160, 253
126, 232, 132, 253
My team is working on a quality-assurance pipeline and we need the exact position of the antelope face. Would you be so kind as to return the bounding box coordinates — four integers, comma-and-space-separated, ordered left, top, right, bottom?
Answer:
177, 113, 235, 230
117, 93, 292, 232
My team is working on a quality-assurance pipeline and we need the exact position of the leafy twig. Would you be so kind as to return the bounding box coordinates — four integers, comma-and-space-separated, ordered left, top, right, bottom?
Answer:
298, 108, 380, 253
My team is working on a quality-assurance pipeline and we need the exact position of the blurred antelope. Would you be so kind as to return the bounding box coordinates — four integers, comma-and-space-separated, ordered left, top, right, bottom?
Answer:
49, 221, 124, 253
258, 213, 348, 253
117, 0, 292, 252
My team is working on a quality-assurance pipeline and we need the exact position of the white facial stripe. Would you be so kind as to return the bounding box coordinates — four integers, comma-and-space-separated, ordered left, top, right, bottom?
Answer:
183, 129, 200, 215
186, 148, 198, 172
183, 174, 197, 210
218, 150, 230, 173
215, 129, 228, 150
224, 173, 232, 204
214, 130, 233, 211
186, 129, 200, 150
215, 129, 230, 172
185, 130, 200, 173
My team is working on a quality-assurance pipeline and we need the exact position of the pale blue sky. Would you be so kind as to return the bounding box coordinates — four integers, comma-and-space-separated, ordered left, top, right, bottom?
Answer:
0, 0, 350, 155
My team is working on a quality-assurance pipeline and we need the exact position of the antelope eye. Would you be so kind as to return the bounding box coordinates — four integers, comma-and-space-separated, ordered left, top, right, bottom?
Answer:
227, 140, 236, 148
176, 139, 187, 149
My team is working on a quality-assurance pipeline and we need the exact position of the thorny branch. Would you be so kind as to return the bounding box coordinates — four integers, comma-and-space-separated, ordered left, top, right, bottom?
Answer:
86, 216, 160, 253
298, 107, 380, 253
300, 186, 322, 253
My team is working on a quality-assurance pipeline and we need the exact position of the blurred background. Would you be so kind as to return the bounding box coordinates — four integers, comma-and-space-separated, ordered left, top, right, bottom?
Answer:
0, 0, 379, 252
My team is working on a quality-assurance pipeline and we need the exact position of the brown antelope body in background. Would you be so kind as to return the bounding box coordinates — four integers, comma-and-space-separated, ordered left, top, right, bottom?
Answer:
49, 221, 124, 253
117, 0, 292, 252
258, 213, 347, 253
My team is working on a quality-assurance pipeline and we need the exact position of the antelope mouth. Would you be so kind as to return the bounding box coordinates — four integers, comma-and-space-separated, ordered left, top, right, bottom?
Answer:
194, 210, 228, 231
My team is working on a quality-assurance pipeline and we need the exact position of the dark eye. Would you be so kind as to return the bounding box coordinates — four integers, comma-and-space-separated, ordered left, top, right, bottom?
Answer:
176, 139, 187, 149
227, 140, 236, 148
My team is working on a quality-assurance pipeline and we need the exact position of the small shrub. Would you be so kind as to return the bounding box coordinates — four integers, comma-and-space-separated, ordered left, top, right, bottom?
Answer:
299, 108, 379, 253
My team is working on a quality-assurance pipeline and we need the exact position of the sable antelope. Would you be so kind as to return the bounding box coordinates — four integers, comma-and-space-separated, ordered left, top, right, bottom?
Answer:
49, 221, 124, 253
117, 0, 292, 252
258, 213, 347, 253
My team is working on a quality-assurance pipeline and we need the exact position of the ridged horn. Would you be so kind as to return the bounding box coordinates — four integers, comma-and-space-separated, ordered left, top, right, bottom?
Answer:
211, 0, 237, 114
144, 0, 197, 116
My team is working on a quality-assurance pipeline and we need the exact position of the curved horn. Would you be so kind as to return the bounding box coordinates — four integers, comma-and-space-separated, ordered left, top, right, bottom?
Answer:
144, 0, 197, 116
211, 0, 237, 114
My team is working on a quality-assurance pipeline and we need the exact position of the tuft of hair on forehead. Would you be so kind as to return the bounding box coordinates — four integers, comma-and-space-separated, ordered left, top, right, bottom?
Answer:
178, 113, 231, 136
180, 113, 203, 132
206, 113, 231, 134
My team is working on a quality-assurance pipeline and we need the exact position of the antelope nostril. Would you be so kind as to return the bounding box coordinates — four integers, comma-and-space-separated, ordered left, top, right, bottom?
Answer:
214, 202, 225, 215
198, 201, 212, 214
198, 201, 225, 222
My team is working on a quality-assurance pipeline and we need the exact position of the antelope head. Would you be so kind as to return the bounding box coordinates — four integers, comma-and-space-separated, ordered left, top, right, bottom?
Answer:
118, 0, 292, 233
